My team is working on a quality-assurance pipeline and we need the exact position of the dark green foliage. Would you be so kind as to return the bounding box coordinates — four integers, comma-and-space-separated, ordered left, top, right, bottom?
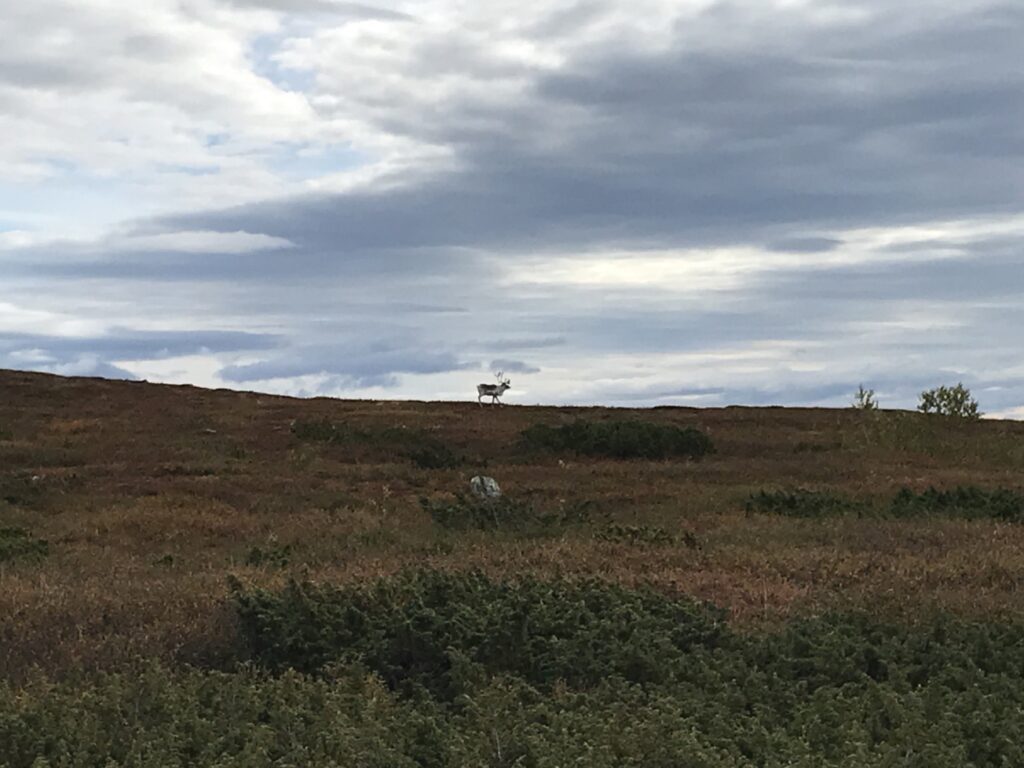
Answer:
290, 417, 346, 443
792, 440, 838, 454
231, 570, 727, 697
891, 486, 1024, 523
595, 523, 696, 547
420, 494, 597, 532
852, 383, 879, 410
918, 383, 982, 420
6, 573, 1024, 766
747, 486, 1024, 523
745, 488, 864, 518
521, 419, 713, 460
291, 418, 464, 468
406, 441, 461, 470
5, 656, 1024, 768
0, 475, 43, 507
0, 665, 433, 768
154, 463, 218, 477
0, 527, 48, 563
226, 571, 1024, 766
244, 539, 293, 568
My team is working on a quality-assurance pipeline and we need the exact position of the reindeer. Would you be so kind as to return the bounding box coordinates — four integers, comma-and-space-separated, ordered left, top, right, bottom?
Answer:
477, 372, 511, 406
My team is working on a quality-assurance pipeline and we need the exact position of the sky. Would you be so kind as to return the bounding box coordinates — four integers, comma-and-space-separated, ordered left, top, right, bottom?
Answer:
1, 0, 1022, 414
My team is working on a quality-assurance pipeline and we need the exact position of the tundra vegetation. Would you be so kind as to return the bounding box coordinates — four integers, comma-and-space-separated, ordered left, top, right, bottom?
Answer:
918, 383, 982, 420
2, 370, 1024, 766
852, 384, 879, 410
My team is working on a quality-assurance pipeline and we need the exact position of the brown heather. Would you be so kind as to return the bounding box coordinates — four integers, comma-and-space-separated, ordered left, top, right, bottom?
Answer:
2, 368, 1024, 682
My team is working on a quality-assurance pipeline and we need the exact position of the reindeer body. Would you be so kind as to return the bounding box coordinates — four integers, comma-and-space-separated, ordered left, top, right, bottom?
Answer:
477, 376, 511, 406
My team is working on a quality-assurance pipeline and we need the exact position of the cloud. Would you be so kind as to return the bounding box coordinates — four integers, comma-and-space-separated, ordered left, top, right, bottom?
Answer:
34, 355, 139, 381
767, 238, 843, 254
1, 0, 1022, 412
489, 359, 540, 374
109, 230, 295, 254
0, 328, 281, 365
218, 341, 471, 385
142, 1, 1019, 282
226, 0, 412, 19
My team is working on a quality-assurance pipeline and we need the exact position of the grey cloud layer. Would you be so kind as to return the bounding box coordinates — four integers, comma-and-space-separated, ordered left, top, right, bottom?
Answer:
0, 328, 279, 359
168, 2, 1021, 254
2, 0, 1022, 409
0, 328, 281, 382
219, 342, 472, 385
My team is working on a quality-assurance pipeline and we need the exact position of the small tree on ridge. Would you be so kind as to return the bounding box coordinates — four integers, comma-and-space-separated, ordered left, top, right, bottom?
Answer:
852, 384, 878, 410
918, 383, 981, 420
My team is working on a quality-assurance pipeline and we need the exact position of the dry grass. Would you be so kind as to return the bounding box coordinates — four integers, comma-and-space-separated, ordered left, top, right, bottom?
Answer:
2, 368, 1024, 681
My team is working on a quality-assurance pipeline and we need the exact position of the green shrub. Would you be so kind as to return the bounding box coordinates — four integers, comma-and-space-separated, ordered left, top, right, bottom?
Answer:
792, 440, 838, 453
891, 486, 1024, 523
745, 488, 864, 518
227, 571, 1024, 765
6, 574, 1024, 766
852, 384, 879, 410
406, 442, 461, 470
0, 665, 435, 768
595, 524, 697, 548
746, 486, 1024, 523
521, 419, 713, 460
244, 538, 293, 568
420, 494, 597, 532
230, 570, 727, 697
290, 417, 347, 442
291, 418, 463, 468
918, 383, 982, 420
7, 653, 1024, 768
0, 475, 44, 507
0, 527, 48, 563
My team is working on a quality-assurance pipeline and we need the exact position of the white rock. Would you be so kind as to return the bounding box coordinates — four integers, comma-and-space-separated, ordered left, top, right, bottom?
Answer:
469, 475, 502, 499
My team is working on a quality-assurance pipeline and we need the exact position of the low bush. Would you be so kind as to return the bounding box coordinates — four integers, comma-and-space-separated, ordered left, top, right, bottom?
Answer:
918, 383, 982, 420
5, 572, 1024, 766
792, 440, 839, 454
290, 417, 346, 443
744, 488, 864, 518
291, 418, 464, 468
225, 571, 1024, 766
244, 538, 293, 568
521, 419, 713, 460
0, 527, 48, 564
5, 653, 1024, 768
406, 441, 461, 470
230, 570, 727, 697
0, 665, 435, 768
747, 486, 1024, 524
595, 523, 696, 548
420, 494, 597, 532
852, 384, 879, 410
891, 486, 1024, 523
0, 475, 44, 507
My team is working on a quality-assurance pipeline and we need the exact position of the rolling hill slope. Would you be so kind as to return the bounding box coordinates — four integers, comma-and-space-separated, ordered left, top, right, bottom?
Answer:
5, 369, 1024, 765
2, 368, 1023, 680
